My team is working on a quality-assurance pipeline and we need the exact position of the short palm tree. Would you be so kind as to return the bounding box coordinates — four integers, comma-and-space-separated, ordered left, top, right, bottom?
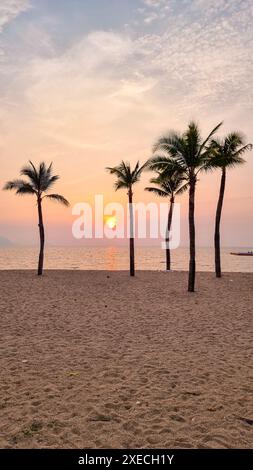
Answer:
149, 121, 222, 292
209, 133, 252, 277
3, 161, 69, 276
106, 161, 146, 276
145, 168, 188, 270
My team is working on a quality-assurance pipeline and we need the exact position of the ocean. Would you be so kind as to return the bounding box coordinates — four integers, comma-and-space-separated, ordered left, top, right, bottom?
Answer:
0, 246, 252, 272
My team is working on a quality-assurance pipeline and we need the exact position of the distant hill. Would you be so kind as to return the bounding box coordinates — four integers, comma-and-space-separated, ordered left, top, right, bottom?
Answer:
0, 236, 13, 247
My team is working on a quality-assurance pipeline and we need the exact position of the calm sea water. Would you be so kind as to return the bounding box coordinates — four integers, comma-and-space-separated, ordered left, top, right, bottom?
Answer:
0, 246, 252, 272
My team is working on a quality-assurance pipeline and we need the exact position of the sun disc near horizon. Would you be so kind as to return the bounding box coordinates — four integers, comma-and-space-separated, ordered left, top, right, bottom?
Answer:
104, 215, 117, 230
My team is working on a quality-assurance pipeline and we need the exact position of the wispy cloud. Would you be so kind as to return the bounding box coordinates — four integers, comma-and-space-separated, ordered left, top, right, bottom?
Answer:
140, 0, 253, 28
143, 12, 160, 24
0, 0, 30, 32
142, 0, 167, 7
141, 0, 170, 23
0, 0, 31, 64
135, 0, 253, 112
2, 0, 252, 157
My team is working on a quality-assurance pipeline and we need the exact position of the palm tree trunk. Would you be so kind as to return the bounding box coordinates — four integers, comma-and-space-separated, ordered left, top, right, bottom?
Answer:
188, 175, 196, 292
128, 190, 135, 277
214, 168, 226, 278
165, 195, 174, 271
37, 196, 45, 276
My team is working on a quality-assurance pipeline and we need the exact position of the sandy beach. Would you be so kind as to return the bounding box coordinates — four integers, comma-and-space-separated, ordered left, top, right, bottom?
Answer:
0, 270, 252, 449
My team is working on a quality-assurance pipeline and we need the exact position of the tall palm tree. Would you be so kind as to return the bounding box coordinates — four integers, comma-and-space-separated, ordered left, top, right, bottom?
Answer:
106, 160, 146, 276
149, 121, 222, 292
145, 168, 188, 270
209, 133, 252, 277
3, 161, 69, 276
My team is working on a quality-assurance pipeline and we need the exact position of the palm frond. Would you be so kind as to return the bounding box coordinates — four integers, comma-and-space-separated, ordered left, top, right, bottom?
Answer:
224, 156, 246, 168
106, 166, 126, 179
16, 185, 37, 195
114, 180, 128, 191
175, 182, 189, 195
44, 194, 70, 206
145, 187, 169, 197
20, 161, 39, 187
197, 122, 223, 158
224, 132, 244, 153
154, 133, 191, 170
147, 156, 177, 171
3, 179, 36, 195
36, 162, 60, 191
185, 121, 201, 160
233, 143, 252, 157
132, 160, 148, 184
153, 132, 182, 153
42, 174, 60, 191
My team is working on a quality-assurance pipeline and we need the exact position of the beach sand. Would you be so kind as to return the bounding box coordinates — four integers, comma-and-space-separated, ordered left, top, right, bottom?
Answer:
0, 270, 252, 449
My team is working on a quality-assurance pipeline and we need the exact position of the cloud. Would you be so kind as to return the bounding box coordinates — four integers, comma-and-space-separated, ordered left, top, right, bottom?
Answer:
143, 12, 160, 24
143, 0, 167, 7
135, 0, 253, 113
0, 0, 30, 32
0, 0, 31, 64
140, 0, 253, 27
20, 31, 148, 153
141, 0, 170, 23
1, 0, 253, 156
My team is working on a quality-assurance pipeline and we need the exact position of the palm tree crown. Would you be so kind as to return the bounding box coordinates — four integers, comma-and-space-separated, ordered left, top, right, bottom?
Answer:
3, 161, 69, 206
106, 160, 147, 193
145, 169, 188, 198
150, 121, 223, 176
208, 132, 252, 169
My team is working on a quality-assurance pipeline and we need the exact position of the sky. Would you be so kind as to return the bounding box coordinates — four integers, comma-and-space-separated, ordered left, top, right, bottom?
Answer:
0, 0, 252, 247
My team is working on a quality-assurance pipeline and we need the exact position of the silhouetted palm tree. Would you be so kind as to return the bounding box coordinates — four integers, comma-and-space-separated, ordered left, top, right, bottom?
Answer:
209, 133, 252, 277
106, 161, 146, 276
145, 168, 188, 270
149, 121, 222, 292
3, 161, 69, 275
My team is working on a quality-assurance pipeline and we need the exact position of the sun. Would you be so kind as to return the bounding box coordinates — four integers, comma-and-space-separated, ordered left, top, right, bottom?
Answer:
104, 215, 117, 230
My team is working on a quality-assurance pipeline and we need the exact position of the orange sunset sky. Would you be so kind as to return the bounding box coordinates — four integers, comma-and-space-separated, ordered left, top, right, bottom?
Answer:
0, 0, 252, 246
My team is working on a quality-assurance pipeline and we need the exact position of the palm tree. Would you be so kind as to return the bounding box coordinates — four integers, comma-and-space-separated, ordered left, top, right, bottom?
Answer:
3, 161, 69, 276
209, 133, 252, 278
149, 121, 222, 292
145, 168, 188, 270
106, 161, 146, 276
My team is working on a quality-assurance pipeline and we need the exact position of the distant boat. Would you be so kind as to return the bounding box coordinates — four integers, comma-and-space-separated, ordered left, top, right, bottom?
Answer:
230, 251, 253, 256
